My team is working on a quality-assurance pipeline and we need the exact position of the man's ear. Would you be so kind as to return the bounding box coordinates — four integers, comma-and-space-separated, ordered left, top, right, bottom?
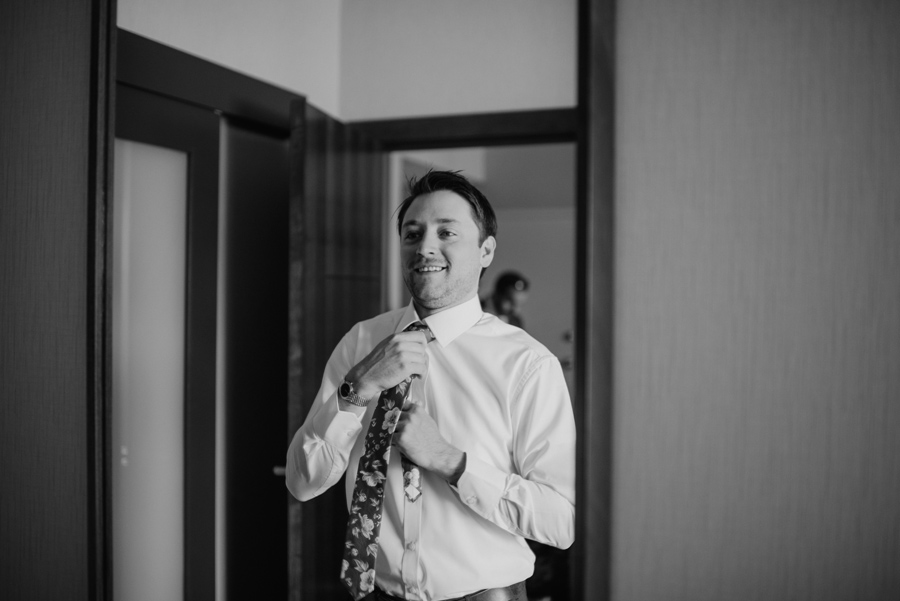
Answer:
480, 236, 496, 268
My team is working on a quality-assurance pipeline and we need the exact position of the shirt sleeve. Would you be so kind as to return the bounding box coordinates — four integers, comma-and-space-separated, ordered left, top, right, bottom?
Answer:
452, 355, 577, 549
285, 326, 365, 502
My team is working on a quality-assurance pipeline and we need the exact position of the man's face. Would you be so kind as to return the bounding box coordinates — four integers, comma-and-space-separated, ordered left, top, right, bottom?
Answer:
400, 190, 495, 317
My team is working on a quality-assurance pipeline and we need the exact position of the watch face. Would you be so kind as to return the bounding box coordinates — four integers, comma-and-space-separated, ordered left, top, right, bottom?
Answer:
339, 381, 351, 399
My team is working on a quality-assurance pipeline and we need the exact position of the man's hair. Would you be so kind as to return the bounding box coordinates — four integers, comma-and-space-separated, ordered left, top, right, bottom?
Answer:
396, 170, 498, 243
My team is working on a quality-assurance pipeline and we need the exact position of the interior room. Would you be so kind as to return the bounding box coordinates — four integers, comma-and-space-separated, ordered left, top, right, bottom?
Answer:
2, 1, 899, 600
386, 145, 577, 396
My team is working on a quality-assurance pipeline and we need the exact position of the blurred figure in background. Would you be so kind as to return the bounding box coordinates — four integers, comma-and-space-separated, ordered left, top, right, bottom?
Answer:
486, 270, 530, 329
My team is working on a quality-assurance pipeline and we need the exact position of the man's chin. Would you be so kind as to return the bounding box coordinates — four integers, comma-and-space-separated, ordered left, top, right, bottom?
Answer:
408, 288, 450, 312
411, 294, 444, 310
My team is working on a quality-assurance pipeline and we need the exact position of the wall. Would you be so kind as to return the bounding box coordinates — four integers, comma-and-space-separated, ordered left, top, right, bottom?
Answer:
614, 1, 900, 599
0, 0, 109, 597
480, 145, 577, 378
339, 0, 577, 120
481, 144, 575, 210
119, 1, 577, 122
118, 0, 342, 116
487, 208, 575, 381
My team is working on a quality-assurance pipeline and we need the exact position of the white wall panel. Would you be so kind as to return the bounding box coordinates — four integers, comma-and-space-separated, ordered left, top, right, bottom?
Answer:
340, 0, 577, 120
118, 0, 341, 115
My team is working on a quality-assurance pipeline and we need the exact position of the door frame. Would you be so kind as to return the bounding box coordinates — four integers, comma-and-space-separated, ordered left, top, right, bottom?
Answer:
351, 4, 615, 598
93, 0, 613, 596
101, 29, 304, 601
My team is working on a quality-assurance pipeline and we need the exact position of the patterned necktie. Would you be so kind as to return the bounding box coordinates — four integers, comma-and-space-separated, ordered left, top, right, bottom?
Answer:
341, 322, 431, 600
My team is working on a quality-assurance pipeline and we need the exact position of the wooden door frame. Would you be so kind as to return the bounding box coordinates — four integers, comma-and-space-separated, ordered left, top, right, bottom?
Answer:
93, 0, 614, 597
351, 1, 615, 593
102, 29, 304, 601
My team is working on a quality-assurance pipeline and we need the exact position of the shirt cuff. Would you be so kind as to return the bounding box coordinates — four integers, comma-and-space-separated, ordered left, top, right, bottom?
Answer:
311, 391, 364, 447
451, 453, 507, 518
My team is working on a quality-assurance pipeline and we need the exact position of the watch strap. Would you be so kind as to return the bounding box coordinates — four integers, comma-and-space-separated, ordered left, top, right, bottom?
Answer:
339, 380, 371, 407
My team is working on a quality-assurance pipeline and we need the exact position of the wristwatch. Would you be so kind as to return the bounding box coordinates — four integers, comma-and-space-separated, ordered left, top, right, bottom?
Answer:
338, 379, 371, 407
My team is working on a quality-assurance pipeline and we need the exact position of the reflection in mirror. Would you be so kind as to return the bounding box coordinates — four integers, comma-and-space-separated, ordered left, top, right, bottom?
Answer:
385, 143, 577, 599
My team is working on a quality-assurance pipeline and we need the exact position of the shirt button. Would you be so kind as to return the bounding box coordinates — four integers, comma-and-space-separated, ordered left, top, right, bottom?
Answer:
466, 495, 477, 504
407, 541, 417, 551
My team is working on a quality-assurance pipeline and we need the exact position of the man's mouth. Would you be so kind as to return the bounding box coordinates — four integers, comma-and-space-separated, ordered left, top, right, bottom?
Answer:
414, 265, 446, 273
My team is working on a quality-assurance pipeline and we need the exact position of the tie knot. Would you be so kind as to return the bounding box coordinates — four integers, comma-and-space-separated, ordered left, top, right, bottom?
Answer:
405, 321, 433, 341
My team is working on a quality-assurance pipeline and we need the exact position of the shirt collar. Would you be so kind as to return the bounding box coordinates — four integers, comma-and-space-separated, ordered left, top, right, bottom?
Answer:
395, 295, 484, 347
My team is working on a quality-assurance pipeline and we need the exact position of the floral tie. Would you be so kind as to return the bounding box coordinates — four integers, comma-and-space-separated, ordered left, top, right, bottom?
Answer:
341, 322, 431, 599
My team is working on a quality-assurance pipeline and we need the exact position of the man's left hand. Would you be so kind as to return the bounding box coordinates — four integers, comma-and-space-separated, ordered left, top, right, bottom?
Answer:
392, 405, 465, 484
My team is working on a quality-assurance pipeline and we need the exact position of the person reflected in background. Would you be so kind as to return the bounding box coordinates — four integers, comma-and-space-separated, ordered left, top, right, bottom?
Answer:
485, 271, 530, 330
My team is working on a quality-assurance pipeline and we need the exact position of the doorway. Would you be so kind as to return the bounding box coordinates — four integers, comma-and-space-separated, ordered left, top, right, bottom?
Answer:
385, 145, 577, 402
385, 144, 577, 600
111, 30, 300, 601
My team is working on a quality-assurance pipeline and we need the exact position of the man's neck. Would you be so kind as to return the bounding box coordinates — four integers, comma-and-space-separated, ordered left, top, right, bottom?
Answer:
413, 292, 478, 319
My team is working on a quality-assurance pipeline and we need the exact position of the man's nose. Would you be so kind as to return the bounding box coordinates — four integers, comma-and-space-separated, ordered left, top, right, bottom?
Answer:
416, 244, 436, 257
415, 232, 438, 256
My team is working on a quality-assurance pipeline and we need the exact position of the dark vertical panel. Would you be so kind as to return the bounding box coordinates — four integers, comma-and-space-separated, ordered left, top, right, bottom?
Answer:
93, 12, 116, 601
221, 121, 290, 600
324, 118, 341, 280
288, 103, 384, 601
575, 0, 616, 600
0, 0, 113, 598
312, 105, 344, 601
303, 105, 328, 382
291, 102, 348, 601
335, 126, 354, 278
368, 143, 385, 283
354, 129, 378, 281
287, 99, 308, 601
182, 114, 220, 601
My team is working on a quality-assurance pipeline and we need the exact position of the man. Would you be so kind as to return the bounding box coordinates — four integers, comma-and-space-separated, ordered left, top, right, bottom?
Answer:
286, 171, 575, 601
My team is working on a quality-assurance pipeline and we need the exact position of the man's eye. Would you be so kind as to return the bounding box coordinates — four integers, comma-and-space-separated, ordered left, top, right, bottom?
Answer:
440, 230, 456, 238
404, 231, 420, 241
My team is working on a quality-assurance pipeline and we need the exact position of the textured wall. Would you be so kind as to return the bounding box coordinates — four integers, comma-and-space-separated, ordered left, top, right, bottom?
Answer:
0, 0, 99, 597
614, 1, 900, 599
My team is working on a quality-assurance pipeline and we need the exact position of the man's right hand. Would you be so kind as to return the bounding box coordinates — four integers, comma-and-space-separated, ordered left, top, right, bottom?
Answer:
344, 330, 429, 401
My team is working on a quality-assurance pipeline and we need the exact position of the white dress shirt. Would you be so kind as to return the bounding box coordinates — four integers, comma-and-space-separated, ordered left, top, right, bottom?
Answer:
286, 295, 575, 601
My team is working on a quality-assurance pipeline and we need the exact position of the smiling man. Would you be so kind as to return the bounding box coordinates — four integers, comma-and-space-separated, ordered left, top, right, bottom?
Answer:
286, 171, 575, 601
